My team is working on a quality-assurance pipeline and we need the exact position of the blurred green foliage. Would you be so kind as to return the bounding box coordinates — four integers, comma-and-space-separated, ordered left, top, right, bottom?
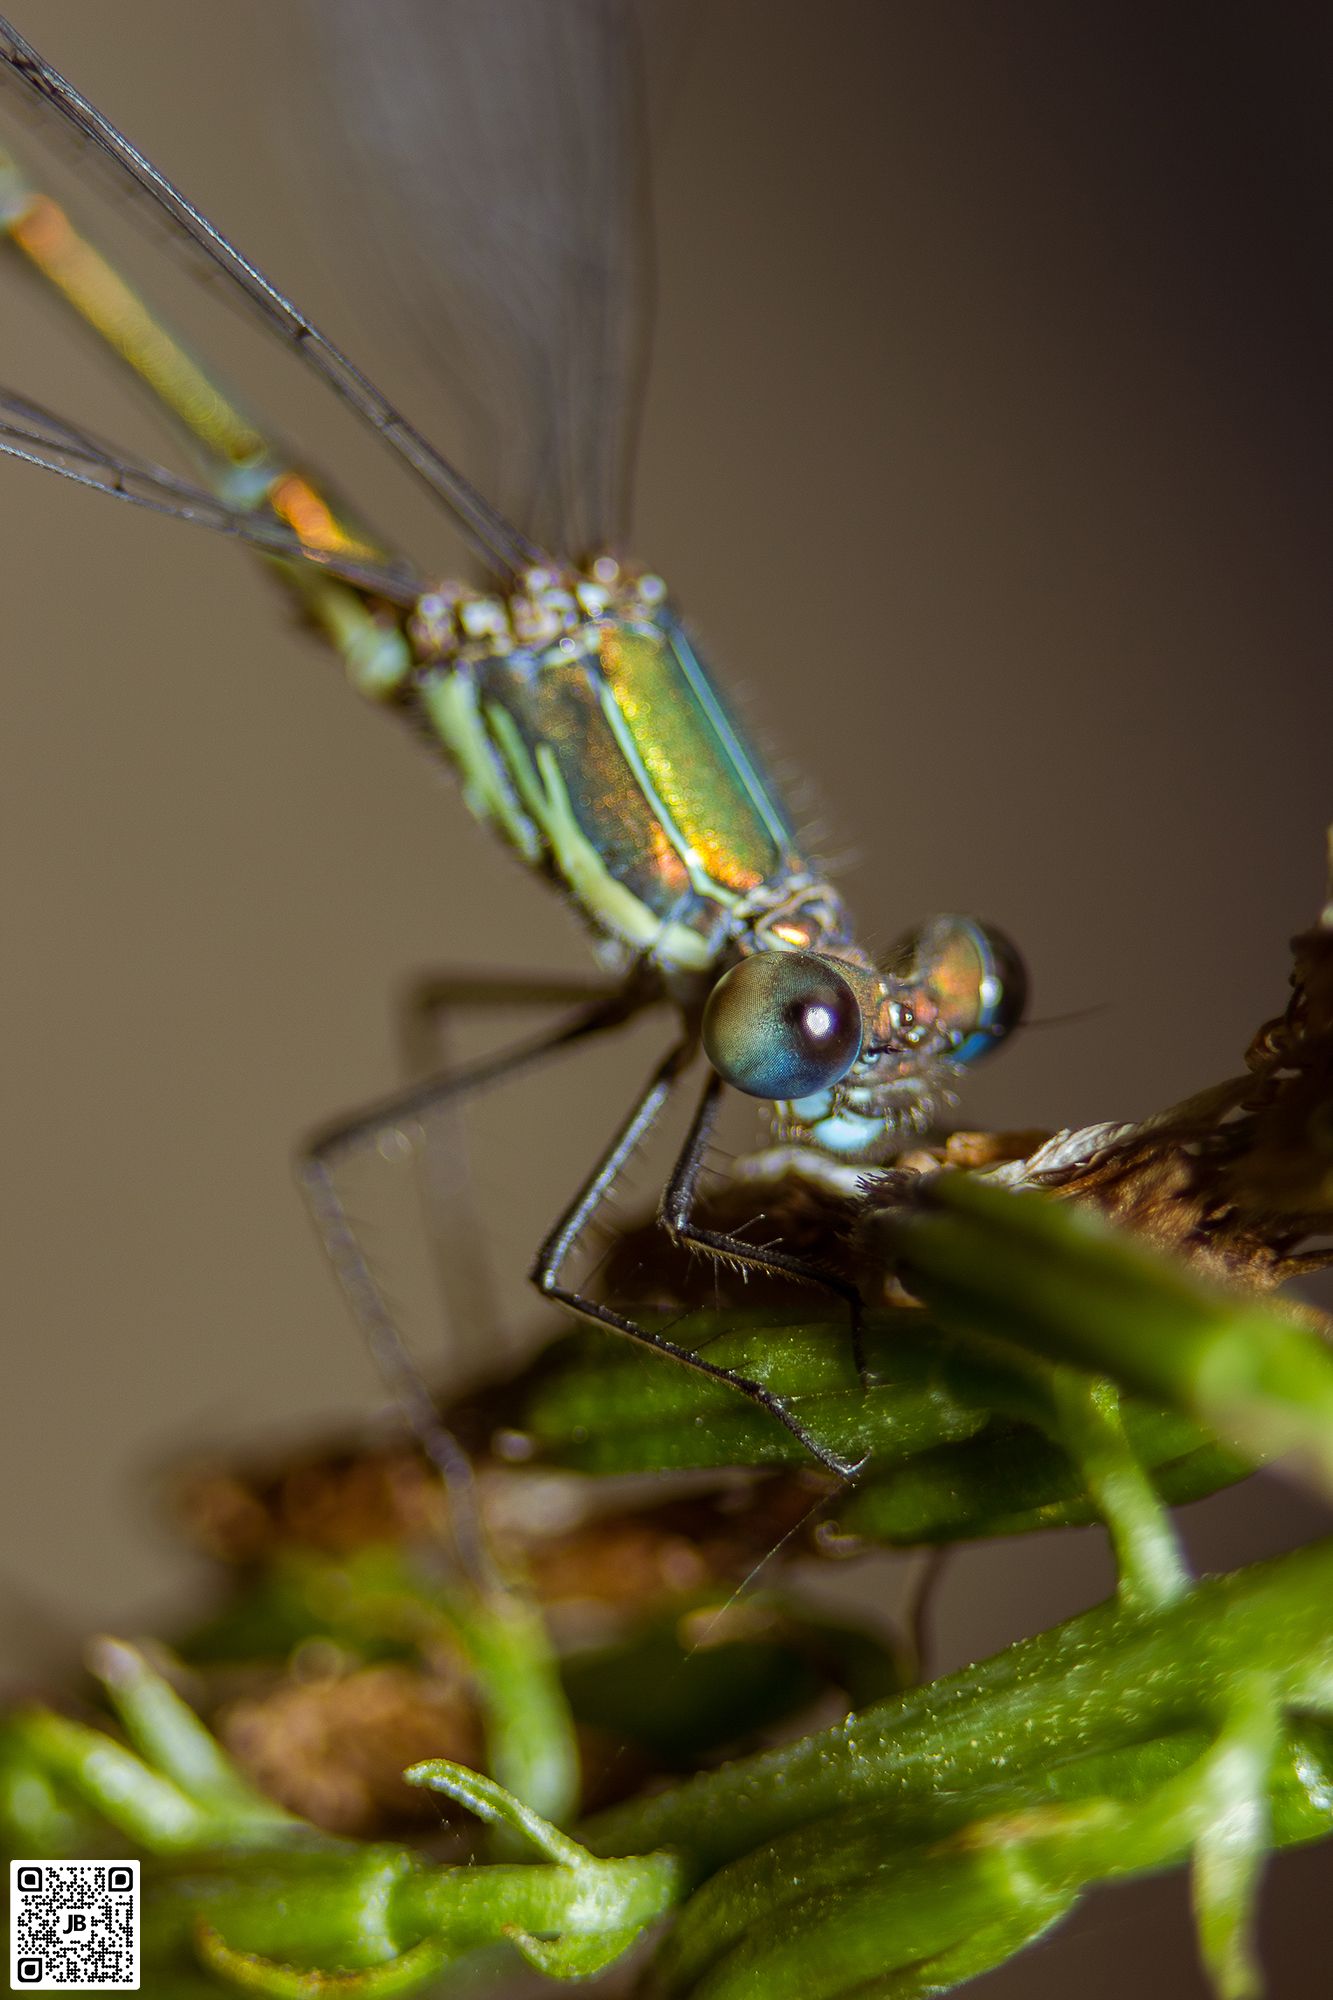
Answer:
3, 1172, 1332, 1996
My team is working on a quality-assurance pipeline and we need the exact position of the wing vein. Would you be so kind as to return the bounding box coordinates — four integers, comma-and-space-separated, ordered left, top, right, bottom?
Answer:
0, 386, 424, 602
0, 15, 540, 576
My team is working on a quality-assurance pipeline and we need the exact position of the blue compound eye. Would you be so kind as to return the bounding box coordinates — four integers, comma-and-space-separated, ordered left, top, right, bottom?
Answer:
889, 915, 1027, 1066
702, 952, 863, 1100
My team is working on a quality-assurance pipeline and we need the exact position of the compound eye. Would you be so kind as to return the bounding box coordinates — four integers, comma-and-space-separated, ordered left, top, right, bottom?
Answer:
702, 952, 863, 1100
888, 915, 1027, 1066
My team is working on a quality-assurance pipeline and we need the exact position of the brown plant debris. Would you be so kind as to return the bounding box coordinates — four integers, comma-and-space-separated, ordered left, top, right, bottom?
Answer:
216, 1660, 483, 1836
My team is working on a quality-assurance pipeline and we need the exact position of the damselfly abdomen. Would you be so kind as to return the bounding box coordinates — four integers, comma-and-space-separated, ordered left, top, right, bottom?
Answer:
0, 7, 1027, 1488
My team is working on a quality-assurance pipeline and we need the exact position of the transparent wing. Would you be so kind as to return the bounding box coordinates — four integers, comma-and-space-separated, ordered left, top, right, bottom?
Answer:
289, 0, 660, 560
0, 387, 425, 602
0, 14, 538, 576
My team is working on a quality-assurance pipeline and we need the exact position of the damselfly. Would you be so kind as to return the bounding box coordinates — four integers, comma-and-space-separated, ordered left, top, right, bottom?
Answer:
0, 8, 1024, 1487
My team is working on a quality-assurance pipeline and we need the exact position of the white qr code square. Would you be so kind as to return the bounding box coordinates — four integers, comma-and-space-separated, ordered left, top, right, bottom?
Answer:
10, 1861, 139, 1990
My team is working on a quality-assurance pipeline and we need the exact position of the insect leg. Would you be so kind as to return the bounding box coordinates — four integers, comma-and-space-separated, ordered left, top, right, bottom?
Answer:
399, 970, 622, 1074
531, 1045, 863, 1478
395, 970, 637, 1370
660, 1067, 870, 1387
300, 988, 642, 1578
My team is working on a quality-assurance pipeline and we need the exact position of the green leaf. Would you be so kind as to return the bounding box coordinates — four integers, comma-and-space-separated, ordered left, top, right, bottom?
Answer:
404, 1758, 587, 1866
869, 1174, 1333, 1496
519, 1314, 989, 1474
1190, 1678, 1281, 2000
838, 1424, 1246, 1545
656, 1804, 1078, 1999
1043, 1373, 1190, 1610
8, 1708, 222, 1854
506, 1920, 645, 1979
195, 1925, 450, 1997
561, 1610, 832, 1763
584, 1540, 1333, 1878
90, 1637, 295, 1831
655, 1698, 1312, 2000
435, 1576, 580, 1836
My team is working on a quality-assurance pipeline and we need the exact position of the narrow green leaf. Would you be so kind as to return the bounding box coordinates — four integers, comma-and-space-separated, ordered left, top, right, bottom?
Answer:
584, 1540, 1333, 1877
1045, 1375, 1190, 1610
871, 1175, 1333, 1496
89, 1637, 293, 1829
195, 1924, 449, 1996
520, 1316, 989, 1474
1190, 1679, 1281, 2000
9, 1708, 216, 1852
437, 1578, 580, 1836
404, 1758, 587, 1868
506, 1919, 646, 1978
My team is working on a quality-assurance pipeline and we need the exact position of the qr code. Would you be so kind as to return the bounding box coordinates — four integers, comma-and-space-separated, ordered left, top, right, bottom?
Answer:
10, 1861, 139, 1990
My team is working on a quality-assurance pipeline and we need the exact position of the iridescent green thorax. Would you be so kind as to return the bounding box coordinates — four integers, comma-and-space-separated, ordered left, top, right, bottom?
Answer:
396, 562, 1023, 1158
403, 560, 831, 980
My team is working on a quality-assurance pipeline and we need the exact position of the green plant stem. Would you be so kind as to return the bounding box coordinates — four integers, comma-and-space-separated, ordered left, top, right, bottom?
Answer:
654, 1681, 1293, 2000
181, 1846, 678, 1975
7, 1548, 1331, 1995
583, 1538, 1333, 1878
1190, 1674, 1280, 2000
1045, 1373, 1190, 1609
440, 1576, 580, 1835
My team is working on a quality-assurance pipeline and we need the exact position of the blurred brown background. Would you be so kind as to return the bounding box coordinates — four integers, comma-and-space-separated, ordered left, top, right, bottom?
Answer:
1, 3, 1330, 1989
